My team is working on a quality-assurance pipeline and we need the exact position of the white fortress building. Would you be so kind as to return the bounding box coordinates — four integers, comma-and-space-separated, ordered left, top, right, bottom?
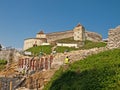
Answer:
23, 31, 47, 50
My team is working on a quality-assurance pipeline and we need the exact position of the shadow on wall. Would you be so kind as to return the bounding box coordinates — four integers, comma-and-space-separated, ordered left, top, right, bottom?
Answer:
49, 65, 118, 90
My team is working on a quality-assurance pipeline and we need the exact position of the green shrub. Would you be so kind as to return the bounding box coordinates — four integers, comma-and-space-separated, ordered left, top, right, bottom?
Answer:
0, 59, 7, 71
0, 59, 7, 65
55, 46, 78, 53
80, 40, 107, 49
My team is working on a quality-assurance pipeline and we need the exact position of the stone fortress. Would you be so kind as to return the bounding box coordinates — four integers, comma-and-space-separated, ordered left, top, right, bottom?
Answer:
23, 24, 102, 50
1, 24, 120, 90
21, 25, 120, 90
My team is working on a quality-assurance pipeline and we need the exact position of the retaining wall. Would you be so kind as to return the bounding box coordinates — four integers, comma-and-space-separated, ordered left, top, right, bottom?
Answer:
52, 47, 108, 69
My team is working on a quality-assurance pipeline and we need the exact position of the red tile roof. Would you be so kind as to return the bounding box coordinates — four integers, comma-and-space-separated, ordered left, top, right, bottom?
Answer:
76, 23, 82, 27
37, 30, 44, 34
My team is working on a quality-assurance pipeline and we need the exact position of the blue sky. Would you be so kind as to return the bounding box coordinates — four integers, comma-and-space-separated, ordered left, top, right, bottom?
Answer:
0, 0, 120, 49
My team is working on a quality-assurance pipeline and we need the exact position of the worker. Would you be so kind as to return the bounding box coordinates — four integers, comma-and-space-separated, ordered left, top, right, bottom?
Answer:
22, 68, 25, 76
64, 56, 69, 64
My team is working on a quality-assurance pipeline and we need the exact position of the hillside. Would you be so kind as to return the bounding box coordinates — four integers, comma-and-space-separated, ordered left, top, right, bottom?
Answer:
26, 45, 53, 55
44, 49, 120, 90
55, 38, 106, 53
26, 40, 106, 55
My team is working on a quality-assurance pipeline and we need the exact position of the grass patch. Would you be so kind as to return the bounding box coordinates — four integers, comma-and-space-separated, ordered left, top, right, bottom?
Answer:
26, 45, 53, 56
44, 49, 120, 90
55, 46, 78, 53
55, 40, 107, 53
80, 40, 107, 49
26, 38, 106, 55
56, 37, 78, 43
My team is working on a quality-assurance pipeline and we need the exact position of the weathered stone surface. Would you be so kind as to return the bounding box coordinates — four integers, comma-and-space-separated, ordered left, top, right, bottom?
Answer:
107, 26, 120, 49
73, 24, 86, 41
51, 47, 108, 68
85, 31, 102, 42
0, 49, 20, 63
47, 30, 102, 43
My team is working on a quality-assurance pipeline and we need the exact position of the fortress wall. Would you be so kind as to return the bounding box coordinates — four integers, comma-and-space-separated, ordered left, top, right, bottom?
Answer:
24, 38, 47, 50
107, 26, 120, 49
85, 31, 102, 42
24, 39, 35, 50
47, 30, 102, 42
46, 30, 73, 42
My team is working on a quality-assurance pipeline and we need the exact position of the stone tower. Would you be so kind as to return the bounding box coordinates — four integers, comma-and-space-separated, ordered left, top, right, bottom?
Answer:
36, 30, 46, 38
23, 30, 47, 50
73, 23, 85, 41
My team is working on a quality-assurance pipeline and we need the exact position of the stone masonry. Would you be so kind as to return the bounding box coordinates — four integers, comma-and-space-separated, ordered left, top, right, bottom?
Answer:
107, 26, 120, 49
51, 47, 109, 69
73, 24, 85, 41
47, 27, 102, 43
0, 49, 20, 63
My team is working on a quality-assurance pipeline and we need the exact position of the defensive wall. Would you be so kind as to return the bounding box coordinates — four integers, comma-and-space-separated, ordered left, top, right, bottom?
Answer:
46, 30, 73, 42
46, 30, 102, 43
107, 26, 120, 49
85, 31, 102, 42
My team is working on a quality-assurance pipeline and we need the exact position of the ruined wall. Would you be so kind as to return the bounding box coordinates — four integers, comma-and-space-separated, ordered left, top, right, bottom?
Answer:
0, 49, 20, 63
47, 30, 102, 43
107, 26, 120, 49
